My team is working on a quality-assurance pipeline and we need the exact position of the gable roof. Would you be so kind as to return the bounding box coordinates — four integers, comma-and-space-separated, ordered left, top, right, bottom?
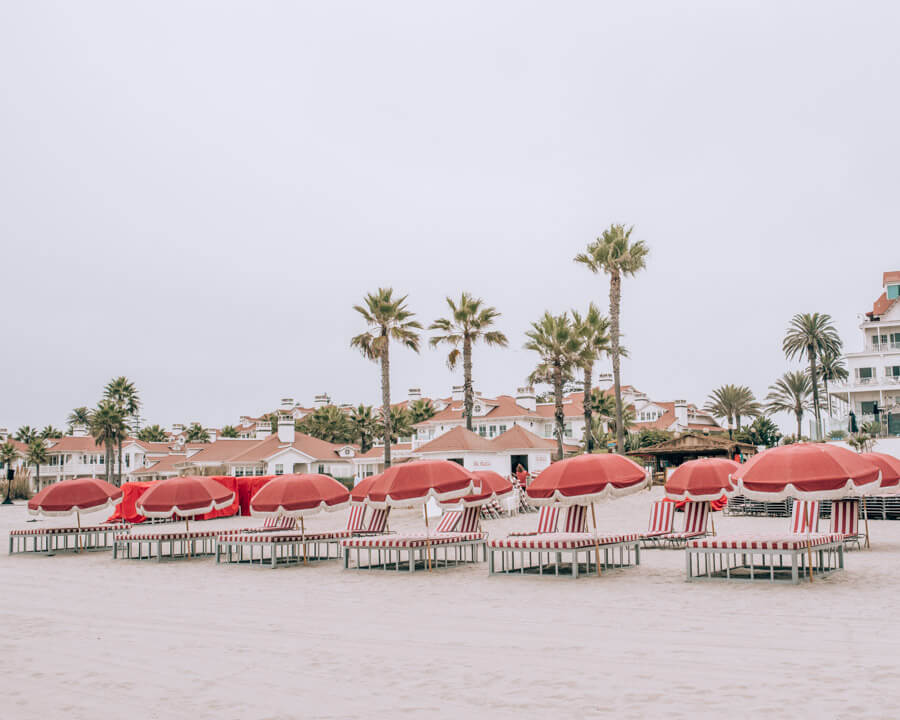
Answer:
177, 439, 263, 464
535, 393, 585, 419
422, 395, 540, 424
415, 426, 496, 453
227, 432, 349, 464
43, 437, 106, 453
490, 424, 560, 451
132, 454, 186, 476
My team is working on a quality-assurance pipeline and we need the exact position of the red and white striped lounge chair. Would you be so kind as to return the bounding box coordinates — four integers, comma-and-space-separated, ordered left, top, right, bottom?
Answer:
510, 505, 559, 536
563, 505, 587, 533
790, 500, 820, 534
457, 506, 482, 534
347, 505, 367, 533
639, 500, 675, 547
830, 499, 863, 549
236, 515, 297, 534
434, 510, 461, 534
662, 501, 709, 547
354, 507, 391, 535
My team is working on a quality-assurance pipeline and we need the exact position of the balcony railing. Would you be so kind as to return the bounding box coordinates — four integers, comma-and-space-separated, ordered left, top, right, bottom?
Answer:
870, 341, 900, 352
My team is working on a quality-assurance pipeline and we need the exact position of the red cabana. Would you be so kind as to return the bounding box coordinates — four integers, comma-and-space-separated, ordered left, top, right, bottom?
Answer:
237, 476, 275, 516
107, 481, 155, 523
438, 470, 513, 508
29, 477, 122, 516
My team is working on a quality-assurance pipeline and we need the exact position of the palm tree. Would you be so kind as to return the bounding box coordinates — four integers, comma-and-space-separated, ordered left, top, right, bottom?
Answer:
765, 371, 815, 439
14, 426, 38, 444
380, 406, 413, 444
704, 384, 761, 438
39, 425, 64, 440
525, 312, 582, 461
575, 224, 649, 453
782, 313, 842, 438
571, 303, 610, 452
26, 439, 48, 493
408, 398, 437, 425
349, 405, 379, 454
297, 406, 354, 444
1, 441, 18, 503
184, 423, 210, 443
67, 407, 91, 432
816, 348, 848, 418
137, 424, 168, 442
430, 293, 508, 431
90, 400, 127, 485
735, 416, 782, 448
350, 288, 422, 468
220, 425, 239, 439
105, 377, 140, 485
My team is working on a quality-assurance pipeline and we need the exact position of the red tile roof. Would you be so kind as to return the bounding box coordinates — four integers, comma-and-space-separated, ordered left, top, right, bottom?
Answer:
415, 426, 497, 453
535, 393, 585, 419
227, 432, 350, 464
867, 292, 896, 319
491, 425, 561, 451
355, 443, 413, 460
178, 439, 263, 464
132, 454, 186, 476
884, 271, 900, 285
423, 395, 540, 423
43, 437, 106, 453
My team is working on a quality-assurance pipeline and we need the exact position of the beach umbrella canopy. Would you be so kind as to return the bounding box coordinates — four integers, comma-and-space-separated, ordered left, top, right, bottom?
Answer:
250, 474, 350, 518
861, 452, 900, 493
526, 453, 649, 506
665, 458, 739, 503
364, 460, 476, 509
28, 477, 123, 517
438, 470, 514, 508
731, 443, 881, 501
350, 473, 381, 506
136, 476, 234, 518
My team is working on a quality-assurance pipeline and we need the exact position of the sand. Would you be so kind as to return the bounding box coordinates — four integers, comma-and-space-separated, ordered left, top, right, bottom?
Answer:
3, 487, 900, 720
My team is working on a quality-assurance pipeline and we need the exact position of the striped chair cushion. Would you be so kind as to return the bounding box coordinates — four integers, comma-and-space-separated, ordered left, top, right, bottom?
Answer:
563, 505, 587, 533
219, 531, 345, 543
458, 507, 481, 533
435, 510, 461, 533
830, 499, 859, 537
342, 533, 483, 549
645, 500, 674, 536
790, 500, 820, 534
11, 524, 130, 536
116, 530, 221, 541
536, 506, 559, 533
688, 533, 842, 551
366, 508, 390, 533
682, 502, 709, 535
347, 505, 367, 532
263, 516, 297, 531
490, 532, 640, 550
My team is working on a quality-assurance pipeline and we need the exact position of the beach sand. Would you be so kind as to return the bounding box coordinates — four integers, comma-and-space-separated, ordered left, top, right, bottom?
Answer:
3, 487, 899, 719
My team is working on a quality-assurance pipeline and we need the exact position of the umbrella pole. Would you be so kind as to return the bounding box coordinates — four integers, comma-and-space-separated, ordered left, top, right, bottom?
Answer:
709, 502, 715, 535
862, 497, 870, 549
424, 505, 432, 572
301, 516, 307, 565
590, 503, 601, 577
76, 510, 81, 553
186, 516, 192, 558
806, 502, 813, 583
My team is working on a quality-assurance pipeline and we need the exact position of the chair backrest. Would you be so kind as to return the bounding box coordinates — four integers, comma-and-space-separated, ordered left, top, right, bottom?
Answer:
435, 510, 461, 533
264, 516, 296, 530
830, 499, 859, 536
647, 500, 675, 533
347, 505, 367, 532
458, 506, 481, 533
791, 500, 820, 533
535, 506, 559, 533
563, 505, 587, 533
367, 507, 390, 533
682, 502, 709, 534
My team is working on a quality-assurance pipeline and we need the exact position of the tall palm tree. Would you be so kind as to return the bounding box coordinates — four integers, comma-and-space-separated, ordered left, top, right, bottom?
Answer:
782, 313, 842, 437
26, 439, 48, 493
105, 377, 141, 485
14, 426, 38, 444
350, 288, 421, 468
704, 384, 761, 438
765, 371, 815, 439
67, 407, 91, 432
40, 425, 64, 440
1, 441, 18, 503
220, 425, 239, 439
430, 293, 508, 431
816, 348, 848, 418
575, 224, 649, 453
349, 404, 379, 454
90, 400, 126, 485
137, 424, 168, 442
571, 303, 610, 452
525, 312, 582, 461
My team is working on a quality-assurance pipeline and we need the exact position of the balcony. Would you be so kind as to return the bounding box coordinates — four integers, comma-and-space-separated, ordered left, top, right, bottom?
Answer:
869, 342, 900, 353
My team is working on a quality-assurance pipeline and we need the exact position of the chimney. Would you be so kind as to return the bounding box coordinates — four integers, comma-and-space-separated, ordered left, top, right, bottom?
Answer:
452, 385, 464, 403
239, 416, 250, 425
516, 386, 536, 412
408, 388, 422, 403
277, 414, 295, 443
71, 424, 87, 438
255, 423, 271, 440
597, 372, 613, 386
281, 397, 294, 411
172, 423, 184, 433
314, 393, 331, 409
208, 428, 217, 443
674, 400, 688, 429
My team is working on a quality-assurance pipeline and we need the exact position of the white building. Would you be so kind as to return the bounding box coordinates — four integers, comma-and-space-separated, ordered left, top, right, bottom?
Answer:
831, 270, 900, 437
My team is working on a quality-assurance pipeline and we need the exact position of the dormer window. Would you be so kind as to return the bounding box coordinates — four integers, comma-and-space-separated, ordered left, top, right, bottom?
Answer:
888, 283, 900, 300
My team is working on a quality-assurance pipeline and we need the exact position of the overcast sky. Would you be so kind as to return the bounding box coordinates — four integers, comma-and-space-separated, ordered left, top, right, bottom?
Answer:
1, 2, 897, 433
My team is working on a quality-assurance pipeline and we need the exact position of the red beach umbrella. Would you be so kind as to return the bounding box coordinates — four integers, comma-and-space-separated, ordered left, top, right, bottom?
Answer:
665, 458, 739, 503
250, 474, 350, 517
861, 452, 900, 493
438, 470, 514, 508
365, 460, 475, 508
28, 477, 123, 517
136, 476, 234, 536
350, 473, 381, 506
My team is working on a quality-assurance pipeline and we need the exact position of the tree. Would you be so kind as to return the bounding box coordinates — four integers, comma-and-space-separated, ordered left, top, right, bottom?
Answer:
90, 400, 127, 485
349, 405, 379, 454
39, 425, 64, 440
734, 416, 782, 448
220, 425, 239, 439
1, 441, 18, 503
380, 406, 413, 444
350, 288, 422, 468
26, 439, 48, 493
816, 348, 848, 418
704, 384, 761, 438
297, 406, 354, 444
571, 303, 610, 452
575, 224, 649, 454
14, 426, 38, 444
782, 313, 842, 438
105, 377, 141, 485
525, 312, 582, 461
67, 407, 91, 432
429, 293, 508, 431
408, 398, 437, 425
765, 371, 815, 439
137, 424, 168, 442
184, 423, 210, 443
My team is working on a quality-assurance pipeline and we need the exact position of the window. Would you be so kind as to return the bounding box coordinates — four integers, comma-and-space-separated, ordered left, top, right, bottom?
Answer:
125, 454, 130, 468
499, 425, 507, 434
275, 464, 283, 475
888, 366, 900, 378
856, 367, 875, 382
489, 425, 497, 437
888, 284, 900, 300
478, 426, 487, 437
564, 423, 573, 438
861, 401, 878, 414
317, 464, 325, 474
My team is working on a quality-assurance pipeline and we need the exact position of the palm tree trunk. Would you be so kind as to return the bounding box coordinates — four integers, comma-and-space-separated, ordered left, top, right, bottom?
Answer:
609, 271, 625, 454
553, 362, 565, 461
727, 414, 734, 441
381, 337, 392, 469
117, 437, 123, 487
808, 346, 822, 436
736, 414, 742, 432
463, 335, 473, 431
796, 411, 803, 439
35, 464, 41, 492
583, 358, 594, 453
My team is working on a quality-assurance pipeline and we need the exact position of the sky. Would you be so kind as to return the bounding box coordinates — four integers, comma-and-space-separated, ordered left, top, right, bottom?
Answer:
1, 2, 898, 434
